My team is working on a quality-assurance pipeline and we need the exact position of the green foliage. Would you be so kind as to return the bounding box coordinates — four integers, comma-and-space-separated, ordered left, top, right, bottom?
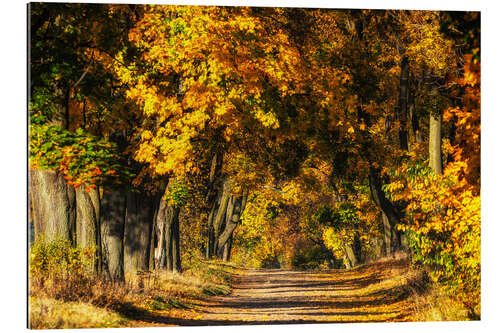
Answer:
29, 112, 131, 187
384, 150, 481, 316
166, 178, 190, 208
310, 202, 359, 230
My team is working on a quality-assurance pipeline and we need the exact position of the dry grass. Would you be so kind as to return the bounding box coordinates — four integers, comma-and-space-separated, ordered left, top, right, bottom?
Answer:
365, 252, 473, 322
407, 279, 472, 321
29, 256, 237, 329
29, 250, 475, 328
29, 297, 130, 329
325, 252, 475, 322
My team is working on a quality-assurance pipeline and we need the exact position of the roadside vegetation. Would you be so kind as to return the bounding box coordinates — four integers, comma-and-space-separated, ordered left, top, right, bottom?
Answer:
29, 239, 235, 329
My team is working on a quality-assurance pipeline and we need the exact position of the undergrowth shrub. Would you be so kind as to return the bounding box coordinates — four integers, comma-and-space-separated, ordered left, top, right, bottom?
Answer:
29, 238, 96, 300
385, 158, 481, 318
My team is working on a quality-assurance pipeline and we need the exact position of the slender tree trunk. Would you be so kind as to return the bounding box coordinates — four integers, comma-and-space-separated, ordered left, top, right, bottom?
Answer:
409, 85, 423, 145
429, 112, 443, 175
75, 186, 99, 273
345, 244, 358, 267
100, 189, 126, 282
382, 212, 392, 255
216, 195, 235, 258
204, 151, 224, 259
165, 205, 173, 271
222, 236, 233, 262
170, 206, 181, 272
216, 194, 248, 259
353, 232, 363, 263
151, 179, 169, 270
156, 199, 168, 269
205, 203, 217, 259
397, 55, 409, 151
212, 179, 231, 256
149, 206, 158, 271
206, 178, 231, 259
87, 187, 102, 273
29, 169, 76, 243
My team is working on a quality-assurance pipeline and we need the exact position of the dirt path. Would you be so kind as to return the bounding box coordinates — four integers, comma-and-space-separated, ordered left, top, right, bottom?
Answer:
145, 258, 415, 326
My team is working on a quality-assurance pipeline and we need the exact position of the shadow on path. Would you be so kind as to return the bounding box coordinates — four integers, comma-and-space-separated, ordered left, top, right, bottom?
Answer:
123, 258, 413, 326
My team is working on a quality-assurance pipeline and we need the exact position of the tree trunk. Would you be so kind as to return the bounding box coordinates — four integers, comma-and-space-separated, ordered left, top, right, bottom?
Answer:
170, 206, 181, 272
345, 244, 358, 267
368, 167, 402, 252
381, 212, 392, 255
206, 178, 231, 258
429, 112, 443, 175
216, 195, 235, 258
353, 232, 362, 263
164, 204, 174, 271
205, 203, 217, 259
124, 190, 158, 274
212, 179, 231, 256
100, 189, 126, 282
155, 197, 181, 272
409, 85, 423, 145
149, 206, 158, 271
216, 194, 248, 258
29, 169, 45, 240
204, 152, 224, 259
397, 55, 409, 151
155, 198, 168, 269
222, 236, 233, 262
28, 169, 76, 243
75, 186, 100, 273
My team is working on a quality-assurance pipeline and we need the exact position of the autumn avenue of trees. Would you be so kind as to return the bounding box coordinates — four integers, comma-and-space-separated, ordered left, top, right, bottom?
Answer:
29, 3, 480, 316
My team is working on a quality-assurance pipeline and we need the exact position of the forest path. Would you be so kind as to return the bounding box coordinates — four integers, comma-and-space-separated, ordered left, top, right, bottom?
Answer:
146, 257, 415, 326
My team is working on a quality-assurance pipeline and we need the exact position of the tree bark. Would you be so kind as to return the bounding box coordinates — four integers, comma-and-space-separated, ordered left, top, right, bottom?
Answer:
170, 205, 181, 272
368, 167, 402, 252
222, 236, 233, 262
155, 197, 181, 272
29, 169, 76, 243
75, 186, 100, 273
204, 151, 224, 259
155, 198, 168, 269
429, 112, 443, 175
216, 194, 248, 259
397, 55, 409, 151
29, 169, 45, 240
124, 190, 158, 274
207, 178, 231, 258
345, 244, 358, 267
408, 85, 423, 145
381, 212, 392, 255
205, 203, 217, 259
213, 179, 231, 248
100, 189, 126, 282
149, 204, 159, 271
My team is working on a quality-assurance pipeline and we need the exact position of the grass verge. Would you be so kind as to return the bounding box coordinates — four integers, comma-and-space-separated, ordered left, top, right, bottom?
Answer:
29, 253, 237, 329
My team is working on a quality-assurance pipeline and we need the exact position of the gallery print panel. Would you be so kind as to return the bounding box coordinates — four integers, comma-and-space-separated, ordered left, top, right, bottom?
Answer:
28, 1, 480, 329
